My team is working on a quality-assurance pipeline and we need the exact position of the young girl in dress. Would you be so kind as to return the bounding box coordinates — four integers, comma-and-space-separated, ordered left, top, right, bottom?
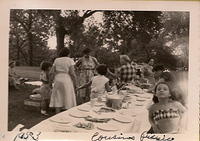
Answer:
32, 61, 52, 115
148, 82, 186, 133
77, 64, 112, 100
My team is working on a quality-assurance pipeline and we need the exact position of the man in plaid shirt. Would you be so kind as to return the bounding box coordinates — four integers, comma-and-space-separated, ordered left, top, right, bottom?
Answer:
119, 55, 136, 83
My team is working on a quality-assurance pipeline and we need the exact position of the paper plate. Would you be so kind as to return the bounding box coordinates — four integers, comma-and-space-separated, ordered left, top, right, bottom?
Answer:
77, 105, 90, 112
97, 124, 119, 132
69, 111, 88, 118
113, 115, 132, 123
49, 117, 71, 124
94, 102, 105, 107
119, 110, 137, 117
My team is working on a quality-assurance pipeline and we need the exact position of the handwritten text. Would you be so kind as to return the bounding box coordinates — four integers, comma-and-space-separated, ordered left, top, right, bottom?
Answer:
13, 131, 41, 141
91, 132, 135, 141
140, 131, 174, 141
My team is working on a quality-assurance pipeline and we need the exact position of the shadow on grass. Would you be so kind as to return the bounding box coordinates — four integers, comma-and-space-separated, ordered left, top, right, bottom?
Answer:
8, 84, 55, 131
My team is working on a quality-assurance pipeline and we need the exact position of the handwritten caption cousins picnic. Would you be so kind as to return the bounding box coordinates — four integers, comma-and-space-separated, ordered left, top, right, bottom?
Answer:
11, 131, 175, 141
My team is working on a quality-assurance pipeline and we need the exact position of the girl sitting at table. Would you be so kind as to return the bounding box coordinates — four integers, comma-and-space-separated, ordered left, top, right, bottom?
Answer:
32, 61, 52, 115
77, 64, 112, 101
148, 82, 187, 133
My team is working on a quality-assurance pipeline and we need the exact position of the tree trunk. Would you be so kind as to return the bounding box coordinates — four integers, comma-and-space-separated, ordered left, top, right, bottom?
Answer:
56, 25, 65, 54
28, 33, 33, 66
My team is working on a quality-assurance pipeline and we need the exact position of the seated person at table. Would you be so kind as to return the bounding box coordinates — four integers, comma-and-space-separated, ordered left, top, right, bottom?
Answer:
148, 82, 186, 133
9, 61, 20, 89
77, 64, 112, 100
32, 61, 52, 115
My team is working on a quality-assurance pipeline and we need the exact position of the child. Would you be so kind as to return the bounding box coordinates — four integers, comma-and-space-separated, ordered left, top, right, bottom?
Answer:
77, 64, 112, 100
148, 82, 186, 133
9, 61, 20, 89
32, 61, 52, 115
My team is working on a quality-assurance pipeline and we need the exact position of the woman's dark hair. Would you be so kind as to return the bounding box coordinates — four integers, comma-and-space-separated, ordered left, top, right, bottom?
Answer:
160, 72, 175, 82
58, 47, 70, 57
83, 48, 91, 54
40, 61, 52, 71
152, 64, 164, 72
96, 64, 107, 75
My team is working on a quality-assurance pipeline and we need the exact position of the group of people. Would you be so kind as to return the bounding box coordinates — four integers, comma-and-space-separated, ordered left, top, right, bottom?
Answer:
9, 47, 187, 133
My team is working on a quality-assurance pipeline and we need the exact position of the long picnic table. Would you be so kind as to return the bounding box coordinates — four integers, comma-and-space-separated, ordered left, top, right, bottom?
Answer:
30, 84, 153, 133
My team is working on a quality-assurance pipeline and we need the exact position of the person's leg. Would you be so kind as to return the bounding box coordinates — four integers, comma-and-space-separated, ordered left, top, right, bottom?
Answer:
55, 107, 62, 114
41, 99, 48, 115
12, 77, 19, 90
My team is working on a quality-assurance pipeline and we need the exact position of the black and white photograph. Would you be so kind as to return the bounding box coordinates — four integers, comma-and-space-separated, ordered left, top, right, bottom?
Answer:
8, 9, 189, 134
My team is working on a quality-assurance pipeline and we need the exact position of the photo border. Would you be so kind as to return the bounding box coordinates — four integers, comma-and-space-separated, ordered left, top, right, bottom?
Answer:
0, 0, 199, 140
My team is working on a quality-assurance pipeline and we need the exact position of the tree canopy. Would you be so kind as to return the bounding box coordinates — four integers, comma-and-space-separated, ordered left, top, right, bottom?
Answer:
9, 9, 189, 69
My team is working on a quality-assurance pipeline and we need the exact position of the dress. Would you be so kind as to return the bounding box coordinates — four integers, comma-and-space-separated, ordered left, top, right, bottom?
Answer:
76, 56, 98, 101
49, 57, 76, 109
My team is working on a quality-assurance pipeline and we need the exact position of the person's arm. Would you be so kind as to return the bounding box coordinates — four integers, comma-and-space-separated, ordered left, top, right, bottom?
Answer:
105, 82, 112, 92
92, 57, 99, 66
49, 65, 56, 84
69, 65, 77, 89
75, 58, 82, 69
77, 80, 92, 90
107, 68, 117, 79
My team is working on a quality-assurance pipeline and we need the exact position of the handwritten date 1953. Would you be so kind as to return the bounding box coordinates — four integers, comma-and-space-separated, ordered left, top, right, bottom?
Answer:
13, 131, 41, 141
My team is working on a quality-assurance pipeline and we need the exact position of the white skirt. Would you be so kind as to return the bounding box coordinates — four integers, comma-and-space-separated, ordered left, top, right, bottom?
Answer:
49, 73, 76, 109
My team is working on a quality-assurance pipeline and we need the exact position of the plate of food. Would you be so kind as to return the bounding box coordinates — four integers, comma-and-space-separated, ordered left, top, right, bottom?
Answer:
97, 123, 119, 131
69, 111, 89, 118
85, 116, 111, 123
98, 107, 116, 113
113, 115, 132, 123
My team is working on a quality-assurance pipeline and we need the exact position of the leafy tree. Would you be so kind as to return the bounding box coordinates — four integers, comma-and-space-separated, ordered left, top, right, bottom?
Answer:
9, 9, 55, 66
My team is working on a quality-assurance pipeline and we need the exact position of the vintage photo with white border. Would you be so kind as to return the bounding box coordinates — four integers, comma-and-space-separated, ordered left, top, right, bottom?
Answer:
0, 0, 200, 141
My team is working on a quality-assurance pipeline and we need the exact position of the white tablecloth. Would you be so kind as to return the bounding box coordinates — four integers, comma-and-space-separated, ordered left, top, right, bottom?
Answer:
30, 90, 153, 133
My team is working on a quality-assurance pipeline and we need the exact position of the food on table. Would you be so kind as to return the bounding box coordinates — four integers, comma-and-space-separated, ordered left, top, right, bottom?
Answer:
74, 122, 94, 130
98, 107, 116, 113
85, 116, 111, 123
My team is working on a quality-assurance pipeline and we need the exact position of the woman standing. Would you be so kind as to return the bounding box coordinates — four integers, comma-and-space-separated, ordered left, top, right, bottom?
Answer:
75, 48, 99, 104
49, 47, 77, 113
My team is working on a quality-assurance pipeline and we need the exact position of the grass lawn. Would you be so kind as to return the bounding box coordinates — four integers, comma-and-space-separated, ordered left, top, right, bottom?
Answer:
8, 66, 54, 131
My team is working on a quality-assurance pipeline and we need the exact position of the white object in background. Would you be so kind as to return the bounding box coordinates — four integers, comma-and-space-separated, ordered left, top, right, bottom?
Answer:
12, 124, 24, 131
25, 81, 42, 86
